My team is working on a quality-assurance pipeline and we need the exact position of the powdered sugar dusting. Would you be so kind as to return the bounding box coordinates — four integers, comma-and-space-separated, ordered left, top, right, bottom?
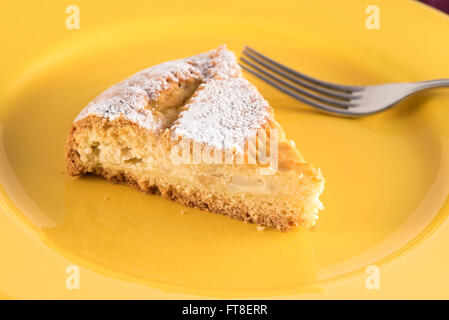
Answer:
121, 60, 202, 102
172, 78, 269, 150
74, 45, 271, 148
75, 59, 202, 130
75, 85, 157, 129
186, 47, 241, 80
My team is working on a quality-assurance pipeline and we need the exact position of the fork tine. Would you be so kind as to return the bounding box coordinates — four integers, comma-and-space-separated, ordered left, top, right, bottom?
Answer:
244, 46, 363, 93
242, 49, 359, 100
240, 57, 357, 108
239, 63, 353, 116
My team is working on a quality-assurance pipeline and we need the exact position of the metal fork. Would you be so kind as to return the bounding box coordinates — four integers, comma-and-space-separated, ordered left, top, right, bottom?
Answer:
240, 46, 449, 116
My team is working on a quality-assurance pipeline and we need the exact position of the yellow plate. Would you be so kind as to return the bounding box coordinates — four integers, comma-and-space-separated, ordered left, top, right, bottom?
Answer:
1, 0, 449, 299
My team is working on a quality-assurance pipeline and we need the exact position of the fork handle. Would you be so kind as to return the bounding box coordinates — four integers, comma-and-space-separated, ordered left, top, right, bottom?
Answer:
413, 79, 449, 91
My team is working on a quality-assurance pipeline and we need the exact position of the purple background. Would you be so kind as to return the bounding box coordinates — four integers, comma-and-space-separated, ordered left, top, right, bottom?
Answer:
420, 0, 449, 14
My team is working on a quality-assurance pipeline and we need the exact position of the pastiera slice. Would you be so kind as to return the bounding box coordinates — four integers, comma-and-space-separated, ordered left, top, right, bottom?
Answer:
65, 45, 325, 231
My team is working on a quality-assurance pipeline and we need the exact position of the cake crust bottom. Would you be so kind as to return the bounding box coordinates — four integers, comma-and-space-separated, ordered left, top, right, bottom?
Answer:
87, 167, 300, 231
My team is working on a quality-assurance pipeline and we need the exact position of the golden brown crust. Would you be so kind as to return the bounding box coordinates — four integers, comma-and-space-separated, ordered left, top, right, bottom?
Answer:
65, 123, 84, 176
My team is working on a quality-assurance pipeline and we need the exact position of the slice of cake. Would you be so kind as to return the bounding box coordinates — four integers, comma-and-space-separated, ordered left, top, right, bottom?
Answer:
65, 45, 324, 231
